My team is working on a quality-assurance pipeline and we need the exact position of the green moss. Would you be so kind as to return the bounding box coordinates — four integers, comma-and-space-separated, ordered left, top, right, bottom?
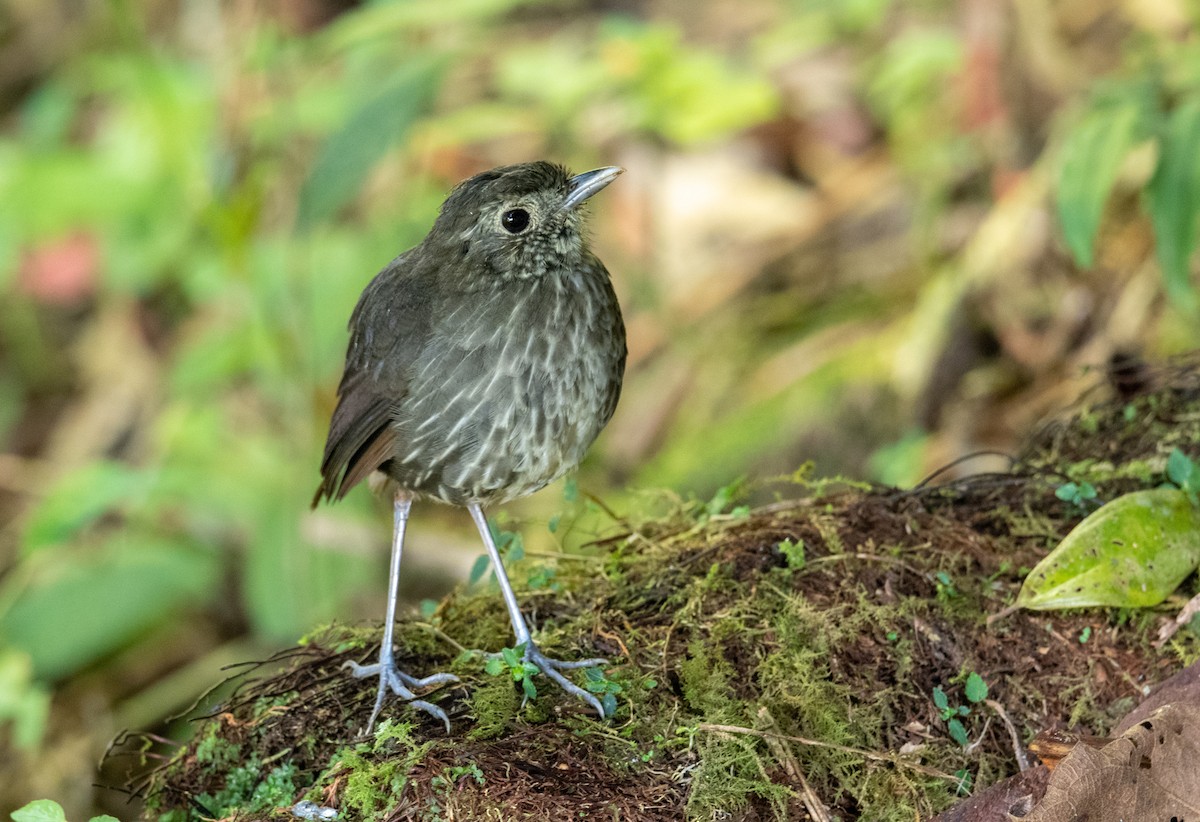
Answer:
196, 761, 298, 818
466, 674, 520, 740
193, 728, 240, 769
337, 721, 434, 821
685, 730, 792, 819
300, 623, 378, 651
338, 750, 413, 820
391, 622, 449, 660
855, 768, 944, 820
678, 640, 741, 721
441, 594, 513, 651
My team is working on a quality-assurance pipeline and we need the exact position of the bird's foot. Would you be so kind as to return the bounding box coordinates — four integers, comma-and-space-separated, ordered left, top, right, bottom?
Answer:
486, 642, 610, 718
343, 658, 459, 735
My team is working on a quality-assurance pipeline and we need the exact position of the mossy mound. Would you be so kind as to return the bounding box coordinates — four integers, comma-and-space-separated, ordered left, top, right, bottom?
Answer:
119, 356, 1200, 820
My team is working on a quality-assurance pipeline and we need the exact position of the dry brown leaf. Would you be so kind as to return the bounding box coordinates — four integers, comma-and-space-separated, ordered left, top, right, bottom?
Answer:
1114, 660, 1200, 735
929, 765, 1048, 822
1018, 702, 1200, 821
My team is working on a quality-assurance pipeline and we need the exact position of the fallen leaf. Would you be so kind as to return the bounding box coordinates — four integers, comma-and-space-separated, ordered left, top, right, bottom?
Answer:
1020, 702, 1200, 821
1017, 488, 1200, 609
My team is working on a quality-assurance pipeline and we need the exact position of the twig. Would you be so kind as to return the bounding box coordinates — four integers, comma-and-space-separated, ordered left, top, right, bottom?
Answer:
696, 723, 958, 780
803, 552, 931, 580
756, 707, 831, 822
985, 699, 1030, 771
521, 550, 604, 562
985, 603, 1019, 627
413, 622, 469, 654
912, 452, 1016, 490
1154, 592, 1200, 647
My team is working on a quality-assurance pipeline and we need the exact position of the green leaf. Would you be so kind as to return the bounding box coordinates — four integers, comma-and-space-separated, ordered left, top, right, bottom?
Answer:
964, 672, 988, 704
22, 461, 153, 553
11, 800, 67, 822
89, 817, 121, 822
0, 536, 219, 679
1167, 448, 1196, 489
484, 657, 505, 676
505, 532, 525, 562
1017, 488, 1200, 610
296, 59, 444, 229
932, 686, 949, 711
1057, 104, 1141, 267
467, 554, 490, 587
1148, 99, 1200, 314
562, 476, 579, 503
520, 675, 537, 700
947, 717, 969, 747
500, 646, 520, 668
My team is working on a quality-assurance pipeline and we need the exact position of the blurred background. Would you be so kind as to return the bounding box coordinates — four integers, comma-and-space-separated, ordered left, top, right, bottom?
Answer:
2, 0, 1199, 816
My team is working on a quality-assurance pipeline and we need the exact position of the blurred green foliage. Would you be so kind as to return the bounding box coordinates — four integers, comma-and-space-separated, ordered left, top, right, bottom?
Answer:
1056, 36, 1200, 315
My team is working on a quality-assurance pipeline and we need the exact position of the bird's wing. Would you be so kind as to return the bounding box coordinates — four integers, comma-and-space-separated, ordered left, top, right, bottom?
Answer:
312, 252, 434, 506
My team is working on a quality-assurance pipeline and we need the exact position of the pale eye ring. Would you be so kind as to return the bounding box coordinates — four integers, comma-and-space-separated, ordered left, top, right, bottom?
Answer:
501, 208, 530, 233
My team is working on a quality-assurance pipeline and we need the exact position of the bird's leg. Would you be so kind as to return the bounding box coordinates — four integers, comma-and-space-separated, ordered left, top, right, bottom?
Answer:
467, 504, 609, 717
344, 491, 458, 734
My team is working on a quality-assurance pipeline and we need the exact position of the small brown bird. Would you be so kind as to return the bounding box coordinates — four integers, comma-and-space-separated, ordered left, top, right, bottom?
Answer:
313, 162, 626, 732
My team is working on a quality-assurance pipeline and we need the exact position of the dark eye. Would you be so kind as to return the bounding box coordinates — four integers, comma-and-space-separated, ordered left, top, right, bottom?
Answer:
501, 208, 530, 233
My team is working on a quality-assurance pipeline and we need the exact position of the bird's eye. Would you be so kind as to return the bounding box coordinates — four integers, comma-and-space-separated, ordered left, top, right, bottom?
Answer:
501, 208, 530, 234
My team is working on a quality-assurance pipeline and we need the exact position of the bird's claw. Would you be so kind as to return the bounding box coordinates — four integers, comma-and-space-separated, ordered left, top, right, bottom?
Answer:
487, 644, 610, 718
343, 659, 458, 734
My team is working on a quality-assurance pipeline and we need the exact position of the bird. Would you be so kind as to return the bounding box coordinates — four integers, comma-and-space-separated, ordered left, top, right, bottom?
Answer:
312, 162, 626, 733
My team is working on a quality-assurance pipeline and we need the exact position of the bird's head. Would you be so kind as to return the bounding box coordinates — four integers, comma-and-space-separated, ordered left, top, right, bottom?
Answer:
428, 161, 623, 284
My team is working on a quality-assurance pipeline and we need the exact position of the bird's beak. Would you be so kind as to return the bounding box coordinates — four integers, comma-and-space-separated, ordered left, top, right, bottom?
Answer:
560, 166, 624, 212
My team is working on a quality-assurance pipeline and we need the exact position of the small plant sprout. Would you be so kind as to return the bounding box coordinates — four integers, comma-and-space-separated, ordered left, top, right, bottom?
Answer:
1165, 448, 1199, 505
431, 762, 484, 789
484, 644, 540, 700
526, 565, 559, 591
964, 671, 988, 703
1055, 480, 1098, 509
703, 478, 750, 520
933, 672, 989, 747
935, 571, 958, 600
582, 667, 623, 716
469, 524, 527, 586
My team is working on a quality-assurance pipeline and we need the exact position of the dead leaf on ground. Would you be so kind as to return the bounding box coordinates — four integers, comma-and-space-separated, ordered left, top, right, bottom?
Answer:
1020, 701, 1200, 822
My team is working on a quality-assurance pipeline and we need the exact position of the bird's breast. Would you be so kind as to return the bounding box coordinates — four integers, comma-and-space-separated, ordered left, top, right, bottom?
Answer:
384, 265, 624, 505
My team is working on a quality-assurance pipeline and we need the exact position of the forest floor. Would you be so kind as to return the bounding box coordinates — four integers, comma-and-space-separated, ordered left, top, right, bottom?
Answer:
109, 356, 1200, 821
